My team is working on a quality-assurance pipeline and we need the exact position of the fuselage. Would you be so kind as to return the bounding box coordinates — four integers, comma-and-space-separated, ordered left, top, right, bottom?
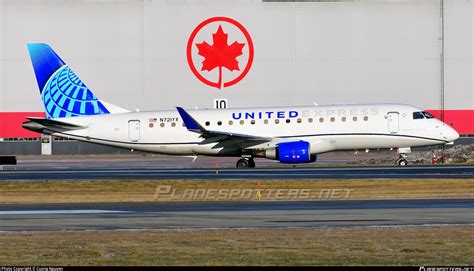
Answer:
35, 103, 459, 158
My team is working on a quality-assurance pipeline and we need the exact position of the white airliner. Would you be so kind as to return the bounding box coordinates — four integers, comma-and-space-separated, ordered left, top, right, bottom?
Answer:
23, 44, 459, 168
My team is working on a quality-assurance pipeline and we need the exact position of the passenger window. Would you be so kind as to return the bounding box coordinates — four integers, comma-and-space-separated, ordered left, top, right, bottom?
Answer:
275, 119, 280, 124
217, 121, 222, 126
286, 119, 291, 123
250, 120, 256, 125
228, 120, 233, 125
364, 116, 368, 121
160, 123, 165, 128
308, 118, 313, 123
182, 122, 186, 127
319, 118, 324, 123
264, 119, 268, 124
352, 116, 357, 121
297, 118, 302, 123
330, 117, 335, 122
149, 123, 154, 128
171, 122, 176, 127
341, 117, 346, 122
422, 111, 434, 119
239, 120, 244, 125
205, 121, 210, 126
413, 112, 425, 119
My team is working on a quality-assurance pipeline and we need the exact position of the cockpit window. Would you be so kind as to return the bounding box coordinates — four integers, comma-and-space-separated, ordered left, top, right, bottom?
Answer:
413, 112, 425, 119
422, 111, 435, 119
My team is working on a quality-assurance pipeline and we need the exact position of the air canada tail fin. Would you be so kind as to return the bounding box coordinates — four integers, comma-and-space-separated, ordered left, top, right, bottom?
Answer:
27, 43, 128, 119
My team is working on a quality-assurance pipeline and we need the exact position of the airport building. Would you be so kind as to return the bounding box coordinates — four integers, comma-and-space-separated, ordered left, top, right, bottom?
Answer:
0, 0, 472, 154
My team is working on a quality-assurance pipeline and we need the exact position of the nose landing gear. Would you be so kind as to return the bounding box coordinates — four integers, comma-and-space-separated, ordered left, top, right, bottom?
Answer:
395, 147, 411, 166
396, 155, 408, 166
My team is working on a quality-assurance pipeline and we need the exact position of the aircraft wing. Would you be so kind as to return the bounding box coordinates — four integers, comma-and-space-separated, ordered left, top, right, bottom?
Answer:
176, 107, 271, 142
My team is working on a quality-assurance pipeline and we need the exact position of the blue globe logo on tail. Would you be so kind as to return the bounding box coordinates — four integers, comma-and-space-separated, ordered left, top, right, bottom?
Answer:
27, 43, 110, 119
42, 66, 109, 118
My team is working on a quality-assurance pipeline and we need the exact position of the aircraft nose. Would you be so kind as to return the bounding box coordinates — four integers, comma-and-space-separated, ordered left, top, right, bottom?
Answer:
444, 125, 459, 142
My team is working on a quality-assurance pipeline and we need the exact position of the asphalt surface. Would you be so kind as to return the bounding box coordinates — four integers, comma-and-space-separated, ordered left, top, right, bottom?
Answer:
0, 199, 472, 231
0, 165, 472, 181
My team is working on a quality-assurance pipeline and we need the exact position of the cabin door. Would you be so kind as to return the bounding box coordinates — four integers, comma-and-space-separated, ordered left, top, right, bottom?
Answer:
128, 120, 140, 142
387, 112, 399, 134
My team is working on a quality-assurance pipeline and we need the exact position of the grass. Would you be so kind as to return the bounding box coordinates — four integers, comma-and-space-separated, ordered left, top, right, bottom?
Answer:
1, 179, 472, 265
0, 226, 472, 265
0, 179, 473, 203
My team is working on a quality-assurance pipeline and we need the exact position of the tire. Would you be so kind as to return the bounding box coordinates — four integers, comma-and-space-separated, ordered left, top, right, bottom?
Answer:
236, 158, 250, 168
248, 159, 256, 168
398, 159, 408, 166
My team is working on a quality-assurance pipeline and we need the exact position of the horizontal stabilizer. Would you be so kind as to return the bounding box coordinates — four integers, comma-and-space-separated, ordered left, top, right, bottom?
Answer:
22, 117, 87, 133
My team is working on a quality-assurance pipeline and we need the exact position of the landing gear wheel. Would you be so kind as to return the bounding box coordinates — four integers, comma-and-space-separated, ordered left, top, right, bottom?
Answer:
236, 158, 250, 168
398, 159, 408, 167
248, 159, 256, 168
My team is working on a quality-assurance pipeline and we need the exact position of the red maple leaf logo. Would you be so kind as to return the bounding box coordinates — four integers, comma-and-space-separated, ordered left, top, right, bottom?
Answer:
195, 25, 245, 89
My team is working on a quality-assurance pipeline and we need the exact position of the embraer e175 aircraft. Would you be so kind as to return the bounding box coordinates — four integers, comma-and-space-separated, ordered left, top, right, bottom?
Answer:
23, 44, 459, 168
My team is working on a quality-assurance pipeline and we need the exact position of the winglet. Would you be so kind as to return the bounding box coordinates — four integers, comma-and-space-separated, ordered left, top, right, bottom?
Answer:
176, 107, 203, 132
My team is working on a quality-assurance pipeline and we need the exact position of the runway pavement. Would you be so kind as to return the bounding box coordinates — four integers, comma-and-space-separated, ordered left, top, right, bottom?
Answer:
0, 199, 472, 231
0, 165, 473, 181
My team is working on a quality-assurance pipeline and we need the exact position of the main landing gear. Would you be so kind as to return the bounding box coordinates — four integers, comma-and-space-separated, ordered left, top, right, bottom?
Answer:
236, 157, 255, 168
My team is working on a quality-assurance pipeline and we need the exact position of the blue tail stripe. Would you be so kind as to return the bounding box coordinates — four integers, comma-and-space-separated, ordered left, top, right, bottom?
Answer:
58, 110, 67, 118
81, 89, 88, 100
46, 101, 54, 113
44, 95, 51, 106
58, 78, 69, 89
50, 86, 58, 96
52, 89, 62, 101
80, 101, 86, 114
85, 102, 94, 114
61, 83, 72, 95
65, 85, 76, 96
58, 95, 67, 107
67, 100, 75, 112
92, 102, 99, 114
73, 101, 81, 113
73, 89, 82, 99
52, 106, 61, 118
62, 98, 71, 110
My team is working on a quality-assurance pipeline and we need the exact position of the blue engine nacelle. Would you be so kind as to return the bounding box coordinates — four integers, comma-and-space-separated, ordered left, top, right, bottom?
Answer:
276, 141, 317, 164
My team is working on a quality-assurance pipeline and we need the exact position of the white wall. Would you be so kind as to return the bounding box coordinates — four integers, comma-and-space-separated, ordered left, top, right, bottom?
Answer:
0, 0, 472, 112
444, 0, 473, 109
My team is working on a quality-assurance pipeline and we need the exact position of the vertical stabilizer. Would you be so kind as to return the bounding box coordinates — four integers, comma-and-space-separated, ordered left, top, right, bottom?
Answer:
27, 43, 113, 119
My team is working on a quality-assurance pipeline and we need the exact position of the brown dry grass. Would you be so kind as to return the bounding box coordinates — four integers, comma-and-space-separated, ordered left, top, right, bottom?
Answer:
0, 226, 472, 265
0, 179, 473, 203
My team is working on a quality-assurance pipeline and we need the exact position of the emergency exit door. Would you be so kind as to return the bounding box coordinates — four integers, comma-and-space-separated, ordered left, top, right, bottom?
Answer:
128, 120, 140, 142
387, 112, 399, 134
